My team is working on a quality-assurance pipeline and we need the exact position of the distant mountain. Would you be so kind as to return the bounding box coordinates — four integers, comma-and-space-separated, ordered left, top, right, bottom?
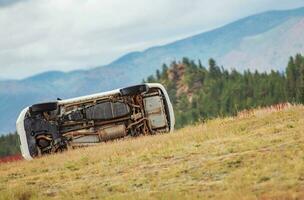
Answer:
1, 6, 304, 134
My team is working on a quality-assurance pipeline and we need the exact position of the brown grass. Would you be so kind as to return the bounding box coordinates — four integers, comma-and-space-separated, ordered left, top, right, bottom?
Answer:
0, 105, 304, 200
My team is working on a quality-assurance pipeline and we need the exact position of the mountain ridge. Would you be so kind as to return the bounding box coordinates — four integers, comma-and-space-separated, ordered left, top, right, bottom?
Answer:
5, 6, 304, 82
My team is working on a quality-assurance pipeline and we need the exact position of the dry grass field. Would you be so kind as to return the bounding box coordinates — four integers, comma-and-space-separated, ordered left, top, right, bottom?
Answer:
0, 105, 304, 200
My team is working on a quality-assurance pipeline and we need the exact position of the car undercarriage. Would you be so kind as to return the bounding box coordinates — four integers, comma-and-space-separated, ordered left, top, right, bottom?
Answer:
20, 85, 173, 158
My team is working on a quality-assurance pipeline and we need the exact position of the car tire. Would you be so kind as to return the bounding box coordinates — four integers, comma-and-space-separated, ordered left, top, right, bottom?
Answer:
30, 102, 58, 113
120, 84, 149, 96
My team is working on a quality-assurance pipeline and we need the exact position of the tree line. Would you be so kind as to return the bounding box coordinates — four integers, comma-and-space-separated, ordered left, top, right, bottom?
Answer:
0, 132, 20, 157
145, 54, 304, 128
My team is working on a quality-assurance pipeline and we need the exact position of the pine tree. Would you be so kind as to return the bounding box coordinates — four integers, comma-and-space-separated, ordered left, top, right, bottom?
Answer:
298, 55, 304, 103
156, 69, 161, 80
286, 57, 297, 102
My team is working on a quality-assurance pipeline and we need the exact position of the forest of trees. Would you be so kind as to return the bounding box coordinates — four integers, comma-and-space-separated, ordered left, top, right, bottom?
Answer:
145, 54, 304, 128
0, 132, 20, 157
1, 54, 303, 157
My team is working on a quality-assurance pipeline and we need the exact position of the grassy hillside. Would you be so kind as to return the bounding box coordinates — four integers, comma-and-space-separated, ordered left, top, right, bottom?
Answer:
0, 105, 304, 200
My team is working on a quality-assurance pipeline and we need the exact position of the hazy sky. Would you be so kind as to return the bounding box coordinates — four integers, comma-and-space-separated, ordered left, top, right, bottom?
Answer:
1, 0, 304, 79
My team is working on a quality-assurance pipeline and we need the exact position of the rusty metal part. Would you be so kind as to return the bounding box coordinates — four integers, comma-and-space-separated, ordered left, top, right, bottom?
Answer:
36, 135, 52, 141
126, 118, 147, 130
143, 91, 159, 98
142, 120, 151, 135
63, 127, 95, 137
43, 112, 50, 121
36, 146, 42, 157
61, 116, 130, 134
65, 124, 127, 143
135, 95, 143, 105
131, 112, 142, 120
94, 116, 130, 126
69, 143, 99, 148
97, 124, 126, 141
116, 96, 141, 108
60, 121, 85, 126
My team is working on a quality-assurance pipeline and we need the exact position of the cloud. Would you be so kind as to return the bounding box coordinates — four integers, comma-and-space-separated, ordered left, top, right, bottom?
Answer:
0, 0, 303, 79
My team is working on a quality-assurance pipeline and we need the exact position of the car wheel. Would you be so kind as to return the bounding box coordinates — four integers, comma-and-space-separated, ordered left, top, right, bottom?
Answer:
30, 102, 58, 113
120, 84, 149, 96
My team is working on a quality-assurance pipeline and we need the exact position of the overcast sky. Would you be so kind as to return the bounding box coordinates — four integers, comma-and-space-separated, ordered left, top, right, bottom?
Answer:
0, 0, 304, 79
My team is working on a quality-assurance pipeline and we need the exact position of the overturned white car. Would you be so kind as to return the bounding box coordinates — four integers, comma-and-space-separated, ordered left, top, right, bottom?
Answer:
16, 83, 174, 160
